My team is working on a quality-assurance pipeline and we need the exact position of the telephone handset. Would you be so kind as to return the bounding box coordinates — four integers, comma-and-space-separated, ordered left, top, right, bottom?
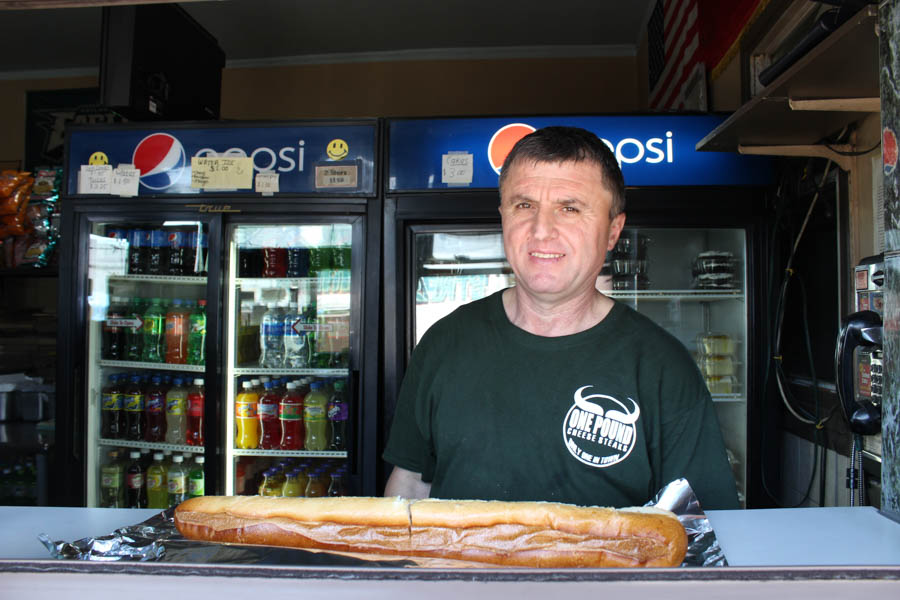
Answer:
835, 310, 883, 435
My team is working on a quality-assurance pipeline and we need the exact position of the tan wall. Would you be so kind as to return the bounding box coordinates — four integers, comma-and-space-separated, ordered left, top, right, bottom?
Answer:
220, 56, 640, 120
0, 75, 98, 168
0, 56, 640, 167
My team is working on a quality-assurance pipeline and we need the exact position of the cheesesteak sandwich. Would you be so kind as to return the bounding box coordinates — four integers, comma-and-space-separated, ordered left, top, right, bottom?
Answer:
175, 496, 687, 568
174, 495, 688, 568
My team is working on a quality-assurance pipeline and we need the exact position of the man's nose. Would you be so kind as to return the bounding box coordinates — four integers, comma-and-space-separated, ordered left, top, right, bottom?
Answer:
530, 205, 557, 239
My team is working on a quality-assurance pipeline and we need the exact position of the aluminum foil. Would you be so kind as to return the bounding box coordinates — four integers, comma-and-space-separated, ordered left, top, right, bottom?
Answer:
647, 477, 728, 567
40, 478, 726, 567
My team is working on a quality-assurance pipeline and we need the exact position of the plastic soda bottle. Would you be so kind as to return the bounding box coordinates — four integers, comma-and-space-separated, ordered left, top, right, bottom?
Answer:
141, 298, 165, 363
102, 296, 126, 360
127, 229, 145, 275
99, 450, 125, 508
260, 303, 284, 368
283, 301, 310, 368
144, 374, 167, 442
125, 451, 147, 508
187, 299, 207, 365
164, 299, 187, 364
279, 381, 304, 450
235, 381, 260, 449
188, 456, 205, 498
327, 380, 348, 451
146, 452, 168, 509
303, 381, 329, 451
167, 455, 187, 507
124, 297, 144, 361
257, 381, 281, 450
164, 376, 187, 445
124, 374, 146, 441
147, 229, 166, 275
165, 229, 186, 276
262, 246, 287, 278
100, 373, 124, 439
186, 378, 205, 447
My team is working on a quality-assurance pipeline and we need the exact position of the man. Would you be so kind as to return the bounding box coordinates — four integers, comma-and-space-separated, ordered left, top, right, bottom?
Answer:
383, 126, 739, 510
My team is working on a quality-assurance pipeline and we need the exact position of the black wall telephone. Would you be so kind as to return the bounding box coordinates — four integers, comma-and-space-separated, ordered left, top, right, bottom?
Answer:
835, 310, 883, 435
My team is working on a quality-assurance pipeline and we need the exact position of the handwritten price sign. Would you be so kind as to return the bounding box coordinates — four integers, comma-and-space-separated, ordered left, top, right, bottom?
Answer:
441, 152, 473, 185
191, 156, 254, 190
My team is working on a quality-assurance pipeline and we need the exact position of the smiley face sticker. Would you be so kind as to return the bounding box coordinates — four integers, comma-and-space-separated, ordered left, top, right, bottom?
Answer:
88, 151, 109, 165
326, 139, 349, 161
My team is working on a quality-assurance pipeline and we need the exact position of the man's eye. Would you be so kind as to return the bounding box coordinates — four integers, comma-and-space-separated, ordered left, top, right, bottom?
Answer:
515, 202, 531, 209
561, 205, 578, 213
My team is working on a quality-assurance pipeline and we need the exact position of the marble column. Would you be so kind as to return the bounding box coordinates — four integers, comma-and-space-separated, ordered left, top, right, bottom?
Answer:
880, 0, 900, 516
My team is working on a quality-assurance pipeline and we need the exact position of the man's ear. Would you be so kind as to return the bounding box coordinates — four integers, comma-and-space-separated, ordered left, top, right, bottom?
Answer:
607, 212, 626, 250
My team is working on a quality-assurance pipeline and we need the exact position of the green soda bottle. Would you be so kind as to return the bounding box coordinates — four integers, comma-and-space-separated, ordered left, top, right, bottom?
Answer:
146, 452, 168, 509
141, 298, 165, 363
187, 299, 207, 365
188, 456, 205, 498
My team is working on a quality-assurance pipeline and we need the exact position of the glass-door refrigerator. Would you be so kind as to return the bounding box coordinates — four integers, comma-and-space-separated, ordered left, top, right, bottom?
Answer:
56, 120, 381, 506
382, 116, 772, 507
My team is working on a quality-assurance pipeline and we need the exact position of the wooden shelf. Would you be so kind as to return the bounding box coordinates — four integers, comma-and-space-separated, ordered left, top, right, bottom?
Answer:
696, 6, 879, 154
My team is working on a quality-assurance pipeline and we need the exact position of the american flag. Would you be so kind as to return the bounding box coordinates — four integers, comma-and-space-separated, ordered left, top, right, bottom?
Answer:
648, 0, 703, 111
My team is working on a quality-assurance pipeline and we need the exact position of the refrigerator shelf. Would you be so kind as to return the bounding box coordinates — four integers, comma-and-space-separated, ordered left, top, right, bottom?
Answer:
235, 276, 343, 287
99, 360, 206, 372
98, 438, 205, 453
606, 289, 743, 301
232, 368, 350, 376
232, 449, 347, 458
711, 394, 745, 403
108, 274, 207, 285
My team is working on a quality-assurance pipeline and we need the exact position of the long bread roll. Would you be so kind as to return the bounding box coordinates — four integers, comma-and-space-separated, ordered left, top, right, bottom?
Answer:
174, 495, 688, 568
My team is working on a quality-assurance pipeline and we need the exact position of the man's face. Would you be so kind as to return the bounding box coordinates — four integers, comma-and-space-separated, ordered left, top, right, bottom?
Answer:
499, 159, 625, 305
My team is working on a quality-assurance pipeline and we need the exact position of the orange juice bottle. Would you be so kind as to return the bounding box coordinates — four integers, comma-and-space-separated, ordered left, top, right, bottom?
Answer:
235, 381, 260, 449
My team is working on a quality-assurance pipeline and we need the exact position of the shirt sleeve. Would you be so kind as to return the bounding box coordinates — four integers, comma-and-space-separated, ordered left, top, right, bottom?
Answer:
657, 371, 741, 510
382, 333, 438, 481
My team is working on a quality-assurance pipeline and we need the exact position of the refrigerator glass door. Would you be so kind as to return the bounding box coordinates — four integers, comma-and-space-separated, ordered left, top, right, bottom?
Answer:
225, 223, 353, 498
86, 221, 208, 508
413, 229, 514, 344
604, 227, 748, 505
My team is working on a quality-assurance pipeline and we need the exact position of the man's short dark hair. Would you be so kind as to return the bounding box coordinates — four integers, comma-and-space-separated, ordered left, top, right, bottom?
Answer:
498, 126, 626, 217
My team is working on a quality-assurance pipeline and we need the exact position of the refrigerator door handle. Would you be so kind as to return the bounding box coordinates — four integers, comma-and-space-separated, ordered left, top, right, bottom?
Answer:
350, 368, 360, 477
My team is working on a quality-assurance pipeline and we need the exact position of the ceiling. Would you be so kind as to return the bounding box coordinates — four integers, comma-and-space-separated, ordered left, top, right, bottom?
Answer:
0, 0, 656, 76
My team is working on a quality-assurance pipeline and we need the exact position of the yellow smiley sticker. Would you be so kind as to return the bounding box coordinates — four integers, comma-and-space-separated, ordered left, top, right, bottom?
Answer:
88, 152, 109, 165
326, 139, 349, 161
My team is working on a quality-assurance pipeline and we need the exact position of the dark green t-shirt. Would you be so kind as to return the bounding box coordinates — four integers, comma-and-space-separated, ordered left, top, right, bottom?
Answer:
383, 291, 740, 510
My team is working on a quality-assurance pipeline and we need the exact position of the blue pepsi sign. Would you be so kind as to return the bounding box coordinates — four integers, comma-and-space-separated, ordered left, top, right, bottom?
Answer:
387, 116, 772, 190
66, 121, 377, 196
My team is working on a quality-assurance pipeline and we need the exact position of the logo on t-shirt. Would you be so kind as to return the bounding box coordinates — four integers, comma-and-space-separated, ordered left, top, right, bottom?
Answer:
562, 385, 640, 468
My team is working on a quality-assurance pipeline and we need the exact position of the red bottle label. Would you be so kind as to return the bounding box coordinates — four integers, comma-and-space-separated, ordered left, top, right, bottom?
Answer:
188, 394, 204, 416
279, 401, 302, 420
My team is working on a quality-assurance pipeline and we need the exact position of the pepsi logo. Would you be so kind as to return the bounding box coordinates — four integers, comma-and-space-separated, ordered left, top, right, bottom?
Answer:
488, 123, 535, 175
132, 133, 186, 190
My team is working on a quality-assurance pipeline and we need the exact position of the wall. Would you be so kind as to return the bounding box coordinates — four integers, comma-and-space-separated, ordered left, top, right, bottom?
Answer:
220, 56, 640, 120
0, 75, 98, 168
0, 56, 639, 167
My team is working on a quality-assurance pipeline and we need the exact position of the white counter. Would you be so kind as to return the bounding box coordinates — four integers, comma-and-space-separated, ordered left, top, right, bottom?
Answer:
1, 505, 898, 599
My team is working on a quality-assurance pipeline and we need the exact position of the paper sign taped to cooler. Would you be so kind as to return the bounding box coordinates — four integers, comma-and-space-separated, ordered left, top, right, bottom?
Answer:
442, 152, 473, 185
255, 171, 280, 194
78, 164, 113, 194
190, 156, 253, 190
315, 164, 358, 189
111, 164, 141, 197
